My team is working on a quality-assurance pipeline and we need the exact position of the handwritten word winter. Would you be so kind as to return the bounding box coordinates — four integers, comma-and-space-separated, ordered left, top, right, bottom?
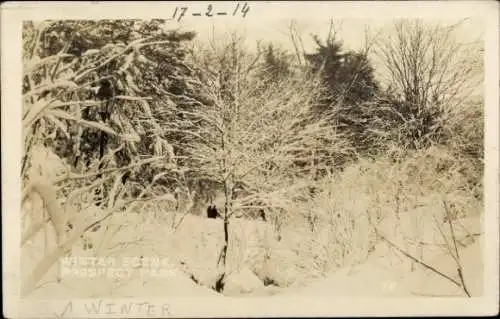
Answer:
56, 300, 171, 318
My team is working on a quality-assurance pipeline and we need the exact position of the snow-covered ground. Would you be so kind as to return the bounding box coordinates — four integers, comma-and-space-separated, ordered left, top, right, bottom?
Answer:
21, 142, 484, 302
285, 231, 482, 298
15, 197, 488, 319
22, 207, 482, 300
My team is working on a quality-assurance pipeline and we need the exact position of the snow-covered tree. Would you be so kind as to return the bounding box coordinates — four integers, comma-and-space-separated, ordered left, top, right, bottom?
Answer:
183, 34, 352, 291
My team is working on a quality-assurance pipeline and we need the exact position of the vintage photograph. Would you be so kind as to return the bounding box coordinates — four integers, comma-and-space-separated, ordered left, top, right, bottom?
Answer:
3, 1, 498, 317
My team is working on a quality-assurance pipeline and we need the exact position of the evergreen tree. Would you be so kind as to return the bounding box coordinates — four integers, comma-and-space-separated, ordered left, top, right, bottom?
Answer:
304, 35, 379, 112
260, 43, 292, 84
304, 34, 379, 153
23, 19, 207, 196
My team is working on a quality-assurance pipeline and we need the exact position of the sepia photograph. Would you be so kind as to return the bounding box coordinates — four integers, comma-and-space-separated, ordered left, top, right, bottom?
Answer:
2, 1, 499, 318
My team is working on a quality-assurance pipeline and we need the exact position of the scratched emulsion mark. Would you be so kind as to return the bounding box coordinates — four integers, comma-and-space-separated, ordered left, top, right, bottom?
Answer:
172, 2, 250, 22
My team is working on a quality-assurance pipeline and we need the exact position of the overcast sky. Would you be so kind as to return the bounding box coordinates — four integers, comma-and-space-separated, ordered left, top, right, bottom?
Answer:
13, 1, 486, 94
170, 2, 485, 53
164, 2, 484, 95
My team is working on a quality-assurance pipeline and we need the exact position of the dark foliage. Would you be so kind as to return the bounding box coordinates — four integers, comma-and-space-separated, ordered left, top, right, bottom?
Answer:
304, 35, 380, 155
305, 35, 379, 109
23, 20, 208, 202
259, 44, 292, 84
207, 204, 219, 219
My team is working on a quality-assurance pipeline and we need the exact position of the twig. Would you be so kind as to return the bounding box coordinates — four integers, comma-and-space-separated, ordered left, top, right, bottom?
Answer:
21, 134, 35, 177
72, 36, 159, 83
372, 226, 462, 288
50, 41, 72, 82
443, 200, 471, 297
53, 156, 167, 184
433, 213, 458, 263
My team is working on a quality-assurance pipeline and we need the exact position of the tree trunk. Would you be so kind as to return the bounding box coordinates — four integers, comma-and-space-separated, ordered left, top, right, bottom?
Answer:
215, 177, 232, 292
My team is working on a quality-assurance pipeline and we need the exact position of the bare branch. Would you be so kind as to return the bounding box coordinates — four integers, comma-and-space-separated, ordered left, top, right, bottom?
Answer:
443, 200, 472, 297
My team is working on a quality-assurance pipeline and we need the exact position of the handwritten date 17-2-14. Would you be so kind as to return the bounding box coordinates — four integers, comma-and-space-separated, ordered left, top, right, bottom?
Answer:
172, 2, 250, 22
